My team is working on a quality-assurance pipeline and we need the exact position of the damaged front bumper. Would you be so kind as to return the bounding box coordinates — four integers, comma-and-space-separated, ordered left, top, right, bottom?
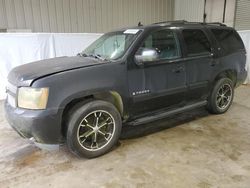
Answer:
4, 100, 63, 145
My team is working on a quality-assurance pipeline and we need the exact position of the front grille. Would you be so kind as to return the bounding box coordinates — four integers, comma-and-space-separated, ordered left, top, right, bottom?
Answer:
6, 82, 17, 108
7, 82, 17, 95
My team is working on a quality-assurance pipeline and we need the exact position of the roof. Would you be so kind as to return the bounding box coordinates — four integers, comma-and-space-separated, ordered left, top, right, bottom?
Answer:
111, 20, 232, 33
139, 20, 230, 29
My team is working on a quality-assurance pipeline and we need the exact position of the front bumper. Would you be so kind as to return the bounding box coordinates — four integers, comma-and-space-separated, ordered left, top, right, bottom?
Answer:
4, 101, 63, 144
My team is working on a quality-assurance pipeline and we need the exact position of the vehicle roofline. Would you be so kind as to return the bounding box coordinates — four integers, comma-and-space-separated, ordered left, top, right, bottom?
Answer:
105, 21, 234, 34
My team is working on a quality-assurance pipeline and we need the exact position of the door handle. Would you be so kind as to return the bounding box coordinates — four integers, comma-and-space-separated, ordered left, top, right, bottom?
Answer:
172, 66, 184, 73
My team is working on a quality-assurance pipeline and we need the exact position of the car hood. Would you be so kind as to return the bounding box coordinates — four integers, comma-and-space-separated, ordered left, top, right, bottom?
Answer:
8, 56, 104, 86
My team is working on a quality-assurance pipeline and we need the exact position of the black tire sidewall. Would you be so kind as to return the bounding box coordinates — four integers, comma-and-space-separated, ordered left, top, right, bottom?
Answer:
209, 78, 234, 114
66, 100, 122, 158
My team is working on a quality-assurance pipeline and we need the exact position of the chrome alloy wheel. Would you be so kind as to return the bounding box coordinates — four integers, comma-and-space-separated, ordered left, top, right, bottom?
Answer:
77, 110, 115, 151
216, 83, 233, 110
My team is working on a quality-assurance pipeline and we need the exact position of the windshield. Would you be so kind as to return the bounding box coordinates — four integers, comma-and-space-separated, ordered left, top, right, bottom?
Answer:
83, 30, 141, 60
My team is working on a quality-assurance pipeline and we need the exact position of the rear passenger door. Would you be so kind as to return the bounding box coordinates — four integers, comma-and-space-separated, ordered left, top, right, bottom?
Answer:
180, 29, 215, 102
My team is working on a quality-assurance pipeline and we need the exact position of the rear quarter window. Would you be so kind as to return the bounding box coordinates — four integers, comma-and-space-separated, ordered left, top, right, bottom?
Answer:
211, 29, 245, 55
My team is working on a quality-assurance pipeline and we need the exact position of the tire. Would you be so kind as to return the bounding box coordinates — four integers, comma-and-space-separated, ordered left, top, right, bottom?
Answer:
207, 78, 234, 114
66, 100, 122, 158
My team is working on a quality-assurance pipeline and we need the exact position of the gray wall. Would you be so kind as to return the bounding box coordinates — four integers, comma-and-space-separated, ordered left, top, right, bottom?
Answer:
174, 0, 238, 28
205, 0, 236, 27
235, 0, 250, 30
174, 0, 205, 22
0, 0, 174, 33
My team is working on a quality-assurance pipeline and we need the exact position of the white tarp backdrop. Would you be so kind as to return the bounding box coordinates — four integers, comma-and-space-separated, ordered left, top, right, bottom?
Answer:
0, 33, 102, 99
0, 31, 249, 100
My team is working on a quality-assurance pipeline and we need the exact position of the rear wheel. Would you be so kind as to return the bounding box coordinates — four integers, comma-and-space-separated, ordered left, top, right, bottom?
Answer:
207, 78, 234, 114
66, 100, 122, 158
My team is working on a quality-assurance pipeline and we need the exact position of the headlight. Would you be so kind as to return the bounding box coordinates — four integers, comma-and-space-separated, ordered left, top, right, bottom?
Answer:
18, 87, 49, 109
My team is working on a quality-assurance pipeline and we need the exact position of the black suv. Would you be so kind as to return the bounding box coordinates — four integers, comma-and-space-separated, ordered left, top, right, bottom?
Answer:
5, 21, 247, 158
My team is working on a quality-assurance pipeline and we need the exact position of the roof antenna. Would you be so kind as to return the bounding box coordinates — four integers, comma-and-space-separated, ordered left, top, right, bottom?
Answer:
138, 22, 143, 26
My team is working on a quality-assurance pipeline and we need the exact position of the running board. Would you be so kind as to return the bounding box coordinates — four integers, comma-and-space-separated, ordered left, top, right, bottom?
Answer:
127, 101, 207, 126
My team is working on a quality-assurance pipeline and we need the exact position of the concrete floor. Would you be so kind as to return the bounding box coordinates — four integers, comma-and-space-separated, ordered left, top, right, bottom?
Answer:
0, 86, 250, 188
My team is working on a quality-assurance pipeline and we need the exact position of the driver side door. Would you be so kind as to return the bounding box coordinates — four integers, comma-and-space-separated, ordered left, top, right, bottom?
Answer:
127, 29, 187, 116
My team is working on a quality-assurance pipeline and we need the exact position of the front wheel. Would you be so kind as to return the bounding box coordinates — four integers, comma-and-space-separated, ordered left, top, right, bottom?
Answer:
207, 78, 234, 114
66, 100, 122, 158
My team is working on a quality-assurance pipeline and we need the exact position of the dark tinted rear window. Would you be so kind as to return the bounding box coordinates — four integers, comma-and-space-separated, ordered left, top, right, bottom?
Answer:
182, 29, 211, 56
211, 29, 245, 55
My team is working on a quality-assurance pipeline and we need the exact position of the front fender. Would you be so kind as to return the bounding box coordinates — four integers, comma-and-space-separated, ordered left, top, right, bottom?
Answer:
31, 62, 128, 115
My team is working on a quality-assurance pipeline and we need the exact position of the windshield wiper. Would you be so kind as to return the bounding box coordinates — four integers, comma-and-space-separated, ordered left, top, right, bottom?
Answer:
77, 52, 108, 61
77, 52, 88, 57
90, 54, 107, 61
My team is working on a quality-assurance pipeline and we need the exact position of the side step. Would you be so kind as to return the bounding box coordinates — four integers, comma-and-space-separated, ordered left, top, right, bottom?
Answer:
127, 101, 207, 126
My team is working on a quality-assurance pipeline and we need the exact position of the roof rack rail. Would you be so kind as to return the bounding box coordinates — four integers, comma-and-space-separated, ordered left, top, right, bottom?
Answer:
207, 22, 227, 26
152, 20, 188, 25
152, 20, 227, 27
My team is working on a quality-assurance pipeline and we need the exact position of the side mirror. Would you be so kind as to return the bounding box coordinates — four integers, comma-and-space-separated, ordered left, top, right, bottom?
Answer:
135, 48, 159, 64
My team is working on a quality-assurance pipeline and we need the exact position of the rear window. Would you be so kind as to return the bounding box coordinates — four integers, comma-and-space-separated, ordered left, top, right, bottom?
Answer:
182, 29, 211, 57
211, 29, 245, 55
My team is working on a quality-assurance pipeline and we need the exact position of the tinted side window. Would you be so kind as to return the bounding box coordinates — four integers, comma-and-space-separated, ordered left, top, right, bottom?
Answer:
136, 29, 180, 61
182, 29, 211, 56
211, 29, 245, 55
